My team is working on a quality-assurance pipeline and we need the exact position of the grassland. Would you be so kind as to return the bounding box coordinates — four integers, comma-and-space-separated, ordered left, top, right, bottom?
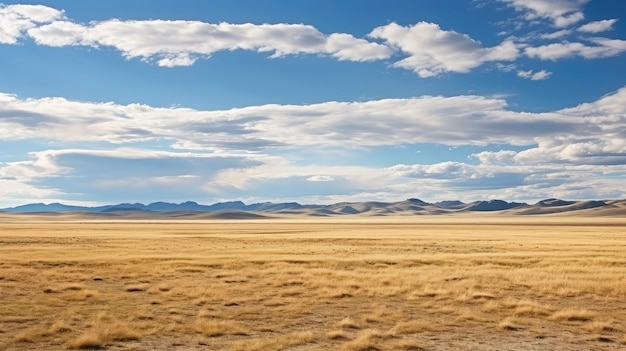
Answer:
0, 215, 625, 350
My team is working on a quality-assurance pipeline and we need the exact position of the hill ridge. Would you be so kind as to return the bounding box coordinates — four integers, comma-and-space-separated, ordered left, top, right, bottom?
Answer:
2, 198, 625, 216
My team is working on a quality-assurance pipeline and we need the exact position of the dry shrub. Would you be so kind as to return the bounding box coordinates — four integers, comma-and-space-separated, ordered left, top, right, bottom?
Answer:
229, 331, 314, 351
549, 309, 595, 322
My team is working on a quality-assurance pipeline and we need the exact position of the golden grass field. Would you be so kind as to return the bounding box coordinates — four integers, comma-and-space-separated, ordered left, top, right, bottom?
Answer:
0, 214, 625, 350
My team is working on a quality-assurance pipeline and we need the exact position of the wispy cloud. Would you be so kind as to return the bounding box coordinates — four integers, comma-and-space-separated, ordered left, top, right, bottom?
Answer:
525, 38, 626, 59
26, 19, 392, 66
578, 19, 618, 33
517, 69, 552, 80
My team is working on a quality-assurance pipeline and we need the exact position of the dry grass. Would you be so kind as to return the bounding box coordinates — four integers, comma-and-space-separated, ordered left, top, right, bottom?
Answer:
194, 319, 248, 336
229, 331, 314, 351
66, 313, 141, 349
549, 309, 596, 322
340, 329, 388, 351
0, 215, 625, 350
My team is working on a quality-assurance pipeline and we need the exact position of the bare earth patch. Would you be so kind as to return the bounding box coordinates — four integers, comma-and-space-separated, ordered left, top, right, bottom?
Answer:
0, 215, 624, 350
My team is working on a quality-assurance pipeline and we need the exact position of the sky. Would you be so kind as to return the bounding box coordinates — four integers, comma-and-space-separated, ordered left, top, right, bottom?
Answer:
1, 0, 626, 207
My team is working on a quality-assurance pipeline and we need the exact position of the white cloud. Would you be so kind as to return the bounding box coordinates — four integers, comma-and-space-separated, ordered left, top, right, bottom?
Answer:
0, 4, 63, 44
306, 175, 335, 182
0, 91, 565, 149
1, 84, 626, 205
517, 69, 552, 80
2, 3, 623, 77
540, 29, 572, 39
525, 38, 626, 60
2, 86, 626, 153
387, 162, 482, 179
368, 22, 519, 77
26, 18, 392, 66
498, 0, 589, 27
472, 150, 518, 164
578, 19, 618, 33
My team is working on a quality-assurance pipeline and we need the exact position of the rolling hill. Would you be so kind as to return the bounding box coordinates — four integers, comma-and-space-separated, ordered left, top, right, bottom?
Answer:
2, 198, 625, 217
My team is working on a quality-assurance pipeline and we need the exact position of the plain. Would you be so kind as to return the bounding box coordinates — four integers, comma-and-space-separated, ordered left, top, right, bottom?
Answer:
0, 215, 625, 350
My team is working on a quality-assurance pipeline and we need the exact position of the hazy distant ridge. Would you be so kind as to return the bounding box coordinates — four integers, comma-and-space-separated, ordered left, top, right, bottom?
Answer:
2, 198, 625, 216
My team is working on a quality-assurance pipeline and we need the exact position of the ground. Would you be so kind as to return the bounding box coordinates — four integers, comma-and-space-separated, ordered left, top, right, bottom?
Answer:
0, 215, 625, 350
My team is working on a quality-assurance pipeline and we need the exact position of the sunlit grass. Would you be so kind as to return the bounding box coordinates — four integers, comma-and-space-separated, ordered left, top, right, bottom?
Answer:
0, 216, 624, 349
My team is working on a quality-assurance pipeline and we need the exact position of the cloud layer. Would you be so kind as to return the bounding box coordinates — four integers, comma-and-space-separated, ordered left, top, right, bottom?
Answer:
0, 90, 609, 150
1, 2, 625, 206
27, 20, 393, 66
2, 3, 624, 78
1, 86, 625, 205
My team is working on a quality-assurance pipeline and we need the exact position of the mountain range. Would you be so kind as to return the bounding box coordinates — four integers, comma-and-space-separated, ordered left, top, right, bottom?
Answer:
2, 198, 625, 217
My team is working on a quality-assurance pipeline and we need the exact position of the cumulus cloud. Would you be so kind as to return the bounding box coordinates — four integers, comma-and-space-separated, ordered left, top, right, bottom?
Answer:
26, 18, 392, 66
368, 22, 519, 77
578, 19, 618, 33
0, 4, 63, 44
498, 0, 589, 27
516, 69, 552, 80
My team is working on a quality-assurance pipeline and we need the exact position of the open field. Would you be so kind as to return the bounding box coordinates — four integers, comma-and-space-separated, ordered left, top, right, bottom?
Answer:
0, 215, 625, 350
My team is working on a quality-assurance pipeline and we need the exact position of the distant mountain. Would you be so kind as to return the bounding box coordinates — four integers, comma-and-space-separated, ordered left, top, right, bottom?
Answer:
464, 200, 525, 211
536, 198, 575, 207
1, 198, 624, 216
510, 199, 608, 215
2, 203, 103, 213
435, 200, 465, 209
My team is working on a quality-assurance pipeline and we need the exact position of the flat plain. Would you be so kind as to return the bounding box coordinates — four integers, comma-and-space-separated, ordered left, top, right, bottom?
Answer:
0, 214, 625, 350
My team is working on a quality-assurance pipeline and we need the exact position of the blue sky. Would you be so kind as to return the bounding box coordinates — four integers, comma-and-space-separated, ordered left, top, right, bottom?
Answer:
1, 0, 626, 206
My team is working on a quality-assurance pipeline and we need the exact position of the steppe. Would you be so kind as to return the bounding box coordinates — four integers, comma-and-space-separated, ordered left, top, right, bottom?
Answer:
0, 214, 625, 350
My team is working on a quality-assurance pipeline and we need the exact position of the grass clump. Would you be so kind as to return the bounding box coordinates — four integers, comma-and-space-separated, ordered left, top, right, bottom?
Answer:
66, 313, 141, 349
